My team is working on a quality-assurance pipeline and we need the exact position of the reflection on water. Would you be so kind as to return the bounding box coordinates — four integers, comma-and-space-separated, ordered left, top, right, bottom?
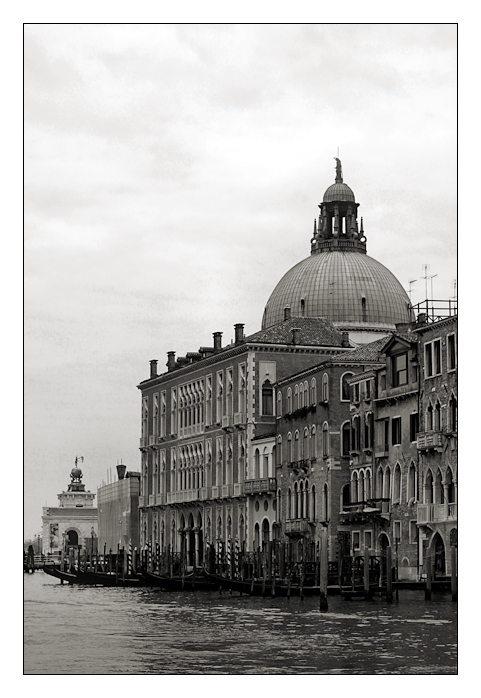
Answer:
24, 572, 457, 675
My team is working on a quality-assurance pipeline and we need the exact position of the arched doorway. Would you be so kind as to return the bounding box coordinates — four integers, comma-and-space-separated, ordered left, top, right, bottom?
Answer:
432, 533, 446, 576
187, 514, 195, 567
254, 522, 260, 549
262, 519, 270, 548
66, 530, 79, 547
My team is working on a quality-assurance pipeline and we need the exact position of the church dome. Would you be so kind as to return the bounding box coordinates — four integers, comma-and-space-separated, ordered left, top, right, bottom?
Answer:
323, 182, 355, 203
262, 250, 413, 332
261, 159, 414, 340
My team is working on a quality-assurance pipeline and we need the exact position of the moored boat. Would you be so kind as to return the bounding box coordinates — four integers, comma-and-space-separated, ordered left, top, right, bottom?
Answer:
43, 565, 80, 584
203, 569, 320, 597
143, 570, 218, 591
73, 568, 148, 587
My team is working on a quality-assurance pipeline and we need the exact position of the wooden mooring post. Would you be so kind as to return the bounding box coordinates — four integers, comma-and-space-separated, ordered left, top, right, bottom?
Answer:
425, 553, 432, 600
319, 531, 328, 611
363, 547, 370, 600
386, 547, 393, 603
451, 546, 457, 602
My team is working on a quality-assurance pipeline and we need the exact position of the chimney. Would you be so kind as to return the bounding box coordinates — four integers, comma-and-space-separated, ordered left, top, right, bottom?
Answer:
149, 359, 158, 378
234, 323, 244, 345
341, 332, 350, 348
291, 327, 301, 345
167, 351, 176, 371
284, 306, 291, 321
116, 464, 126, 480
213, 332, 223, 351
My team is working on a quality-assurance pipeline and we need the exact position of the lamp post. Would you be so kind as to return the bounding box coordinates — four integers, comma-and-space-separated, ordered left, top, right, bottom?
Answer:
91, 526, 95, 561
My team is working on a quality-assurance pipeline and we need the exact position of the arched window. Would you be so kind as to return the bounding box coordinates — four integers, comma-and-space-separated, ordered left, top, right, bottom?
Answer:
352, 472, 358, 503
377, 467, 383, 499
304, 381, 309, 406
287, 432, 292, 463
293, 483, 298, 519
322, 422, 329, 458
262, 379, 274, 416
434, 400, 441, 431
365, 412, 374, 449
426, 403, 433, 431
287, 488, 292, 519
384, 466, 391, 500
310, 378, 317, 405
407, 462, 416, 502
323, 483, 329, 521
276, 391, 282, 418
365, 469, 371, 499
294, 385, 299, 410
310, 425, 317, 460
321, 373, 329, 402
341, 372, 354, 401
435, 469, 444, 503
449, 395, 457, 432
299, 481, 304, 519
303, 428, 309, 461
358, 471, 365, 503
351, 416, 360, 452
393, 463, 402, 503
446, 466, 455, 503
341, 421, 351, 457
425, 469, 434, 504
287, 387, 292, 413
254, 448, 260, 479
294, 431, 300, 462
311, 484, 316, 521
263, 447, 269, 478
276, 435, 282, 467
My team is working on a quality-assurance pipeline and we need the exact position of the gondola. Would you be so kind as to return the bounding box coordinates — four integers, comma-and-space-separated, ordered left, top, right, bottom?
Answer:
202, 569, 320, 597
143, 570, 218, 591
43, 564, 80, 584
73, 568, 149, 587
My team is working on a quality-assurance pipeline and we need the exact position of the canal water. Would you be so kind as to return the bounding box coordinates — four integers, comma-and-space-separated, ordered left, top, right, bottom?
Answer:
24, 571, 457, 675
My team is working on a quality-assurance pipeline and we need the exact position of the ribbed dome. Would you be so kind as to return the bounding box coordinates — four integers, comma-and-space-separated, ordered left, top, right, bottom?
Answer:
262, 250, 413, 332
323, 182, 355, 202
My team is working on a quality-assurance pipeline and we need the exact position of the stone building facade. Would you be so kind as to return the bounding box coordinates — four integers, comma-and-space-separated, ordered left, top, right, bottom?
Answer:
137, 317, 352, 565
414, 315, 457, 576
41, 461, 98, 555
97, 465, 141, 553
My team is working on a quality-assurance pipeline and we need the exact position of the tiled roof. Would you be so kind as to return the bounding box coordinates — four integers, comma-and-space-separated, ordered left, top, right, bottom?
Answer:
333, 335, 391, 363
245, 317, 347, 348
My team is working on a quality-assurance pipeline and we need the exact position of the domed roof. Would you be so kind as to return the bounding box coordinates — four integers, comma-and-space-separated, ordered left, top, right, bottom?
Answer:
323, 182, 355, 203
262, 250, 413, 332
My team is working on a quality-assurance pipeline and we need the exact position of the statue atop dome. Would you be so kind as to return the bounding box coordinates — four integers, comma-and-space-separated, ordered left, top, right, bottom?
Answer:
70, 456, 84, 483
334, 157, 343, 183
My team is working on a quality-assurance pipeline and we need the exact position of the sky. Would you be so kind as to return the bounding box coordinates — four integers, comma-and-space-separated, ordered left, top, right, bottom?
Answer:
23, 23, 457, 540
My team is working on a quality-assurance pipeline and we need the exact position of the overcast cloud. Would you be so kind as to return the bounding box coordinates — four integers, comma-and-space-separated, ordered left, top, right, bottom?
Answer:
24, 24, 456, 539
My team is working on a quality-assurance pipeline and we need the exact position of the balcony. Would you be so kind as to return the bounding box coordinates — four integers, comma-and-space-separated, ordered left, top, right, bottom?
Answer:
222, 415, 234, 431
288, 459, 310, 475
211, 486, 220, 499
417, 431, 443, 450
148, 435, 157, 446
139, 495, 146, 507
221, 484, 233, 498
417, 502, 457, 525
234, 412, 247, 428
233, 482, 244, 497
166, 489, 199, 504
199, 487, 212, 500
139, 437, 148, 449
155, 493, 166, 506
148, 494, 155, 506
285, 519, 310, 534
340, 498, 391, 517
243, 477, 277, 495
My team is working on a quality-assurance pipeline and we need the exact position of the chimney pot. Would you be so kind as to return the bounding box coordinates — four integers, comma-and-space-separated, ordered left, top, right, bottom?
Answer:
234, 323, 244, 345
341, 332, 350, 348
213, 332, 222, 351
291, 327, 301, 345
167, 351, 176, 371
149, 359, 158, 378
116, 464, 126, 480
